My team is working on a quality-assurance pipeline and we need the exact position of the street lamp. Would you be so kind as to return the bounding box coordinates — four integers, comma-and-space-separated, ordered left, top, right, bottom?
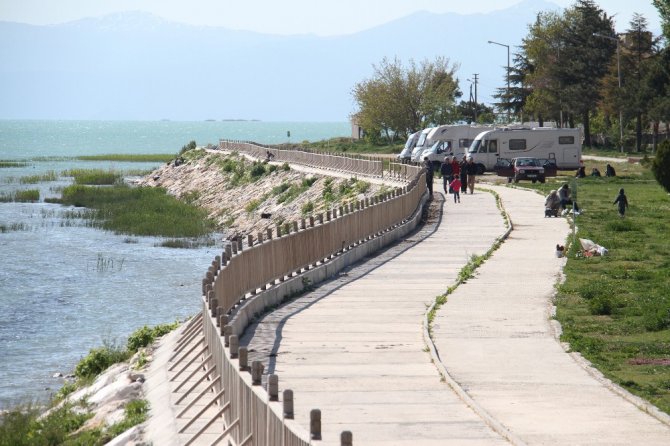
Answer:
593, 32, 623, 153
488, 40, 510, 123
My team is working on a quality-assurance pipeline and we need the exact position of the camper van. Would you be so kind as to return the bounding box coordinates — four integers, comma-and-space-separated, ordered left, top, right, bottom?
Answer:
467, 127, 581, 173
420, 125, 491, 166
396, 131, 420, 163
409, 127, 435, 163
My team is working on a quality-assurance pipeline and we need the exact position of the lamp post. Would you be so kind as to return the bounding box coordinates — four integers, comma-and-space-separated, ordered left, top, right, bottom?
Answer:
488, 40, 510, 123
593, 32, 623, 153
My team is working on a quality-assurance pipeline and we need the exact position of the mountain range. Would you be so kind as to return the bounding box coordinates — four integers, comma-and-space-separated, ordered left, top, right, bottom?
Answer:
0, 0, 563, 121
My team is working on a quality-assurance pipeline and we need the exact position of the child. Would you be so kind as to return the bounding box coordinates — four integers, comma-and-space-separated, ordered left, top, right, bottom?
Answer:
449, 177, 461, 203
613, 188, 628, 217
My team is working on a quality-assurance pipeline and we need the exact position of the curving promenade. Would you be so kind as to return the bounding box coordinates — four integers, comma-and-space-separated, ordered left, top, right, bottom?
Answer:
242, 185, 670, 444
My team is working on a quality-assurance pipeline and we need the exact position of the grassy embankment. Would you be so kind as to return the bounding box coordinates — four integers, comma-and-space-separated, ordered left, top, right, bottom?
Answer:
0, 323, 178, 446
300, 137, 403, 155
520, 156, 670, 415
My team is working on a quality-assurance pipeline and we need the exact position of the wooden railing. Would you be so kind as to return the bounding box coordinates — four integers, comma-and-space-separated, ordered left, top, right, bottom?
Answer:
188, 142, 425, 445
220, 139, 385, 177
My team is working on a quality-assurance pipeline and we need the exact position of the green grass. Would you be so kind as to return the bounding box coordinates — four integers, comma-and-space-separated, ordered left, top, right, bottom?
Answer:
301, 137, 403, 154
75, 154, 174, 162
63, 169, 122, 185
58, 184, 215, 237
19, 170, 58, 184
0, 189, 40, 202
0, 160, 29, 168
519, 162, 670, 415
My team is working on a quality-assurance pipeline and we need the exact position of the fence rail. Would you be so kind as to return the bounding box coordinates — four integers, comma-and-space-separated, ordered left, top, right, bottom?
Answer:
220, 140, 385, 177
179, 141, 426, 445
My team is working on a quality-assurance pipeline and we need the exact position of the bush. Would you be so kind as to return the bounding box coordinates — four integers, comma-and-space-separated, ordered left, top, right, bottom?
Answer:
74, 343, 130, 378
126, 323, 178, 353
651, 140, 670, 193
588, 295, 614, 315
178, 140, 197, 156
281, 162, 290, 171
249, 162, 266, 178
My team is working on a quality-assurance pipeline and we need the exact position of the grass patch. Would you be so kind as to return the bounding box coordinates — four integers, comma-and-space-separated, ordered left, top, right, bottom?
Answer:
58, 184, 215, 237
300, 137, 403, 154
63, 169, 122, 185
519, 162, 670, 414
0, 222, 30, 232
0, 189, 40, 202
0, 160, 29, 168
19, 170, 58, 184
76, 154, 174, 162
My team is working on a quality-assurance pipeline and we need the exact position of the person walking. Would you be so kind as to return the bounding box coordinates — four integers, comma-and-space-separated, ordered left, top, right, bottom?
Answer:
440, 156, 454, 194
459, 155, 468, 194
424, 157, 434, 198
449, 176, 461, 203
613, 188, 629, 217
465, 157, 478, 194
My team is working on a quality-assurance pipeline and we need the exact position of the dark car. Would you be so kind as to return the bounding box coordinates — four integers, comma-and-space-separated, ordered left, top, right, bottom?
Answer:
494, 157, 556, 183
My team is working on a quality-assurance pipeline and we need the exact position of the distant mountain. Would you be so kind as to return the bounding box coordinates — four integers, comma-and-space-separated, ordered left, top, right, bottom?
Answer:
0, 0, 561, 121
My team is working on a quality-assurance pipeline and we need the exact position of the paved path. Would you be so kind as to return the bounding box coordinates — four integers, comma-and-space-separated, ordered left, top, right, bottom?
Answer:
242, 189, 509, 445
432, 185, 670, 445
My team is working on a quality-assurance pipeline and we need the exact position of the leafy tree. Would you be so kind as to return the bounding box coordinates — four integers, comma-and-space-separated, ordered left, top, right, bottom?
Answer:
653, 0, 670, 41
456, 100, 495, 124
514, 11, 567, 126
651, 140, 670, 192
555, 0, 616, 147
352, 57, 461, 141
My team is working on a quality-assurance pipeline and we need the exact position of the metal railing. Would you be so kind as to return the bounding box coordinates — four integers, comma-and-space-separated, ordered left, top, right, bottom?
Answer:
177, 141, 426, 445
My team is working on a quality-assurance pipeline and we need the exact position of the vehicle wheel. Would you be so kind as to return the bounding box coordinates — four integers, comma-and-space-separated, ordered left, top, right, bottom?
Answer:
476, 164, 486, 175
514, 176, 519, 183
540, 177, 546, 184
507, 177, 512, 183
532, 179, 537, 184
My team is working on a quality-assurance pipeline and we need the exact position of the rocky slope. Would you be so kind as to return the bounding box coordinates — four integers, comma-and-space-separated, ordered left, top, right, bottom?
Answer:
137, 148, 388, 240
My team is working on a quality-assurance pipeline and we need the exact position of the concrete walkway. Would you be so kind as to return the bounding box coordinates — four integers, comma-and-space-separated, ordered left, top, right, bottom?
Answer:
431, 185, 670, 445
243, 189, 510, 445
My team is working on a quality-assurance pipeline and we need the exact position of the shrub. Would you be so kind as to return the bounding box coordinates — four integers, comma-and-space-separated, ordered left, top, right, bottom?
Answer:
281, 162, 290, 171
249, 162, 266, 178
641, 296, 670, 331
74, 343, 130, 378
127, 323, 178, 353
301, 201, 315, 215
178, 140, 197, 156
588, 295, 614, 315
651, 140, 670, 193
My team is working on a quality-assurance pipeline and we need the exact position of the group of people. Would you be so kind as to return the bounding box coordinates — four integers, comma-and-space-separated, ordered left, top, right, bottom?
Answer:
546, 161, 629, 218
424, 155, 478, 203
576, 162, 617, 178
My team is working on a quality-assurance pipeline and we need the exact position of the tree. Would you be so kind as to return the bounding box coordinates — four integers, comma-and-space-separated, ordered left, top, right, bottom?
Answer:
653, 0, 670, 41
555, 0, 616, 147
352, 57, 461, 141
651, 140, 670, 192
456, 100, 495, 124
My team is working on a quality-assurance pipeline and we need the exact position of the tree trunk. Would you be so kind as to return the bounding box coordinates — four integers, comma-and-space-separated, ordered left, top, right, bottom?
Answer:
653, 121, 659, 154
538, 114, 544, 127
582, 111, 591, 147
636, 112, 642, 152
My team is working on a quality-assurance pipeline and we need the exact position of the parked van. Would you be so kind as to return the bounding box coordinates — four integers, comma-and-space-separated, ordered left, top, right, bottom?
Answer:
409, 127, 435, 163
396, 131, 420, 163
467, 127, 581, 173
420, 125, 491, 165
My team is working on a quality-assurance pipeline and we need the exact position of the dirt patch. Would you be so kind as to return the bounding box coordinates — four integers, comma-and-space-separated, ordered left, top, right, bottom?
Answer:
628, 358, 670, 366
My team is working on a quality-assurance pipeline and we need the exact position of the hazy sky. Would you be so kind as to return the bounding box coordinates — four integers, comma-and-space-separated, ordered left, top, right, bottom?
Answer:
0, 0, 662, 35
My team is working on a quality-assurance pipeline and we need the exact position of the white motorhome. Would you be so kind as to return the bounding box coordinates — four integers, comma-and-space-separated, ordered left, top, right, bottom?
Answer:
420, 124, 491, 165
409, 127, 435, 163
467, 127, 582, 173
396, 131, 420, 163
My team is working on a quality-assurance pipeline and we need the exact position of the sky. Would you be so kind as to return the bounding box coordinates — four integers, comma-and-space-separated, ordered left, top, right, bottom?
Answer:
0, 0, 663, 35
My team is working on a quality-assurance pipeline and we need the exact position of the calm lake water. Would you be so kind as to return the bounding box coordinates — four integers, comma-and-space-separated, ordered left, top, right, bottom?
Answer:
0, 120, 348, 408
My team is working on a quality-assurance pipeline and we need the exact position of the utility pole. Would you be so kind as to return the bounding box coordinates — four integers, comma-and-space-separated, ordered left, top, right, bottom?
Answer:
473, 73, 479, 123
468, 74, 479, 123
